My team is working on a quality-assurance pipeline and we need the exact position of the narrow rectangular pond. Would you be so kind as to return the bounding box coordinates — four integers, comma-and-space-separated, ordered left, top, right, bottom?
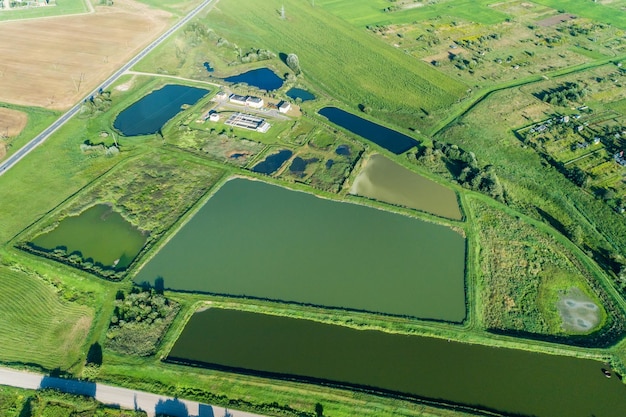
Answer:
319, 107, 419, 154
134, 178, 466, 321
168, 309, 626, 417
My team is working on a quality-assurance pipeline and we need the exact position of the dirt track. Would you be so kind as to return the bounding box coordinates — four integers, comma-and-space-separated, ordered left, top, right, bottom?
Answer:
0, 0, 171, 110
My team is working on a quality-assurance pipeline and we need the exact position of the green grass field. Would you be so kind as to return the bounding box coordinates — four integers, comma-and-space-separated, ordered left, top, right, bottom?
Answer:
0, 266, 92, 370
136, 0, 468, 131
0, 0, 89, 22
318, 0, 510, 27
533, 0, 626, 31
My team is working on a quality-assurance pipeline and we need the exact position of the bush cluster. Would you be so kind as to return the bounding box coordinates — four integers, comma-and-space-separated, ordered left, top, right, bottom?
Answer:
106, 288, 179, 356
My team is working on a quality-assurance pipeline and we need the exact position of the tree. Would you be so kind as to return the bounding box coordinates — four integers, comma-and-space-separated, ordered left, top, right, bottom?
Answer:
286, 53, 301, 75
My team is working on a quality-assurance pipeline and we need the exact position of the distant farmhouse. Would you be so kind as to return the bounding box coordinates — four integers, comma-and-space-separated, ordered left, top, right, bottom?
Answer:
2, 0, 53, 9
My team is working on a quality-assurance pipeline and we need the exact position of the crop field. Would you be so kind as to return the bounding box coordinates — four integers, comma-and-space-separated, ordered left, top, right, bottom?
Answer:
469, 197, 607, 335
134, 0, 468, 131
0, 0, 170, 109
317, 0, 509, 27
0, 103, 58, 162
0, 107, 27, 159
0, 108, 27, 139
0, 266, 92, 370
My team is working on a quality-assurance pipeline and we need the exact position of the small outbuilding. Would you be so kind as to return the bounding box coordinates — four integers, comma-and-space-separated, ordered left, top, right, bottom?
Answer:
278, 100, 291, 113
209, 112, 220, 122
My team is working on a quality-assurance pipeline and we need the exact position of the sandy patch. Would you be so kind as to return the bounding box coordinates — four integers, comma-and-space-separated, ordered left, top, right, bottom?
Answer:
115, 77, 135, 92
536, 13, 576, 27
0, 107, 27, 138
402, 2, 425, 10
0, 0, 171, 109
422, 47, 469, 64
557, 287, 601, 333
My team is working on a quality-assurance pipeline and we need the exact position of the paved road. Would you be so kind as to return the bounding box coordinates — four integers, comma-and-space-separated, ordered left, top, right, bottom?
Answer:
0, 0, 216, 177
0, 367, 266, 417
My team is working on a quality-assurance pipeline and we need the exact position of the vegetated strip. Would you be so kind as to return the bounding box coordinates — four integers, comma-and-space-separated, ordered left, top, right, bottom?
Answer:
167, 308, 626, 417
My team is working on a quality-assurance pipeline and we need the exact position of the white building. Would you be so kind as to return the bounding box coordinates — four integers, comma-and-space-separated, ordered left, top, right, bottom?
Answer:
278, 101, 291, 113
246, 96, 264, 108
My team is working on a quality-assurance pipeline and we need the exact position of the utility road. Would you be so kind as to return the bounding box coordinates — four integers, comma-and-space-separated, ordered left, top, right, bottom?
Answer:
0, 367, 265, 417
0, 0, 216, 177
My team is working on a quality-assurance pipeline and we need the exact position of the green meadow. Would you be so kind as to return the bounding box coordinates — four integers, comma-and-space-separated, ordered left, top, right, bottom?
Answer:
318, 0, 510, 27
140, 0, 468, 130
533, 0, 626, 30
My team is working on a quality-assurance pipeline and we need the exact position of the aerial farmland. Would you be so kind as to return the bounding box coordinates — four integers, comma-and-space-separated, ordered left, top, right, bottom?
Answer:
1, 1, 626, 417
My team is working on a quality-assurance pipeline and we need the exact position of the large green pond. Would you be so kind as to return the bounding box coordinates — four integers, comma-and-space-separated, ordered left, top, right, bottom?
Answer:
169, 309, 626, 417
350, 154, 462, 220
30, 204, 146, 269
134, 178, 466, 321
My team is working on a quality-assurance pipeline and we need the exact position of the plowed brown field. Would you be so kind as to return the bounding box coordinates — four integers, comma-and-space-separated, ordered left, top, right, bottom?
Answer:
0, 0, 170, 109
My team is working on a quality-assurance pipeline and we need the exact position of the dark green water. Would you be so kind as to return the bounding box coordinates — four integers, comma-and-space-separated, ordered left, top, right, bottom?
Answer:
351, 154, 462, 220
30, 204, 146, 269
134, 178, 466, 321
169, 309, 626, 417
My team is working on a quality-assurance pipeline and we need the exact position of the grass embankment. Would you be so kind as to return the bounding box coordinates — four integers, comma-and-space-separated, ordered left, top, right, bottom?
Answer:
468, 196, 609, 335
0, 266, 92, 371
0, 385, 146, 417
0, 0, 89, 22
134, 0, 467, 131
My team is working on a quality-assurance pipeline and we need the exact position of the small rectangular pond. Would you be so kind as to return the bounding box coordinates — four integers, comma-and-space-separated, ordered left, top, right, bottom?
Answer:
134, 178, 466, 321
168, 309, 626, 417
318, 107, 419, 154
29, 204, 146, 270
351, 154, 462, 220
113, 84, 209, 136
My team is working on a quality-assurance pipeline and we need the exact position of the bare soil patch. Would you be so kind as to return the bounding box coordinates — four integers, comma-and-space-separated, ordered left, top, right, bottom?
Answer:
0, 107, 27, 138
536, 13, 576, 27
0, 0, 171, 109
